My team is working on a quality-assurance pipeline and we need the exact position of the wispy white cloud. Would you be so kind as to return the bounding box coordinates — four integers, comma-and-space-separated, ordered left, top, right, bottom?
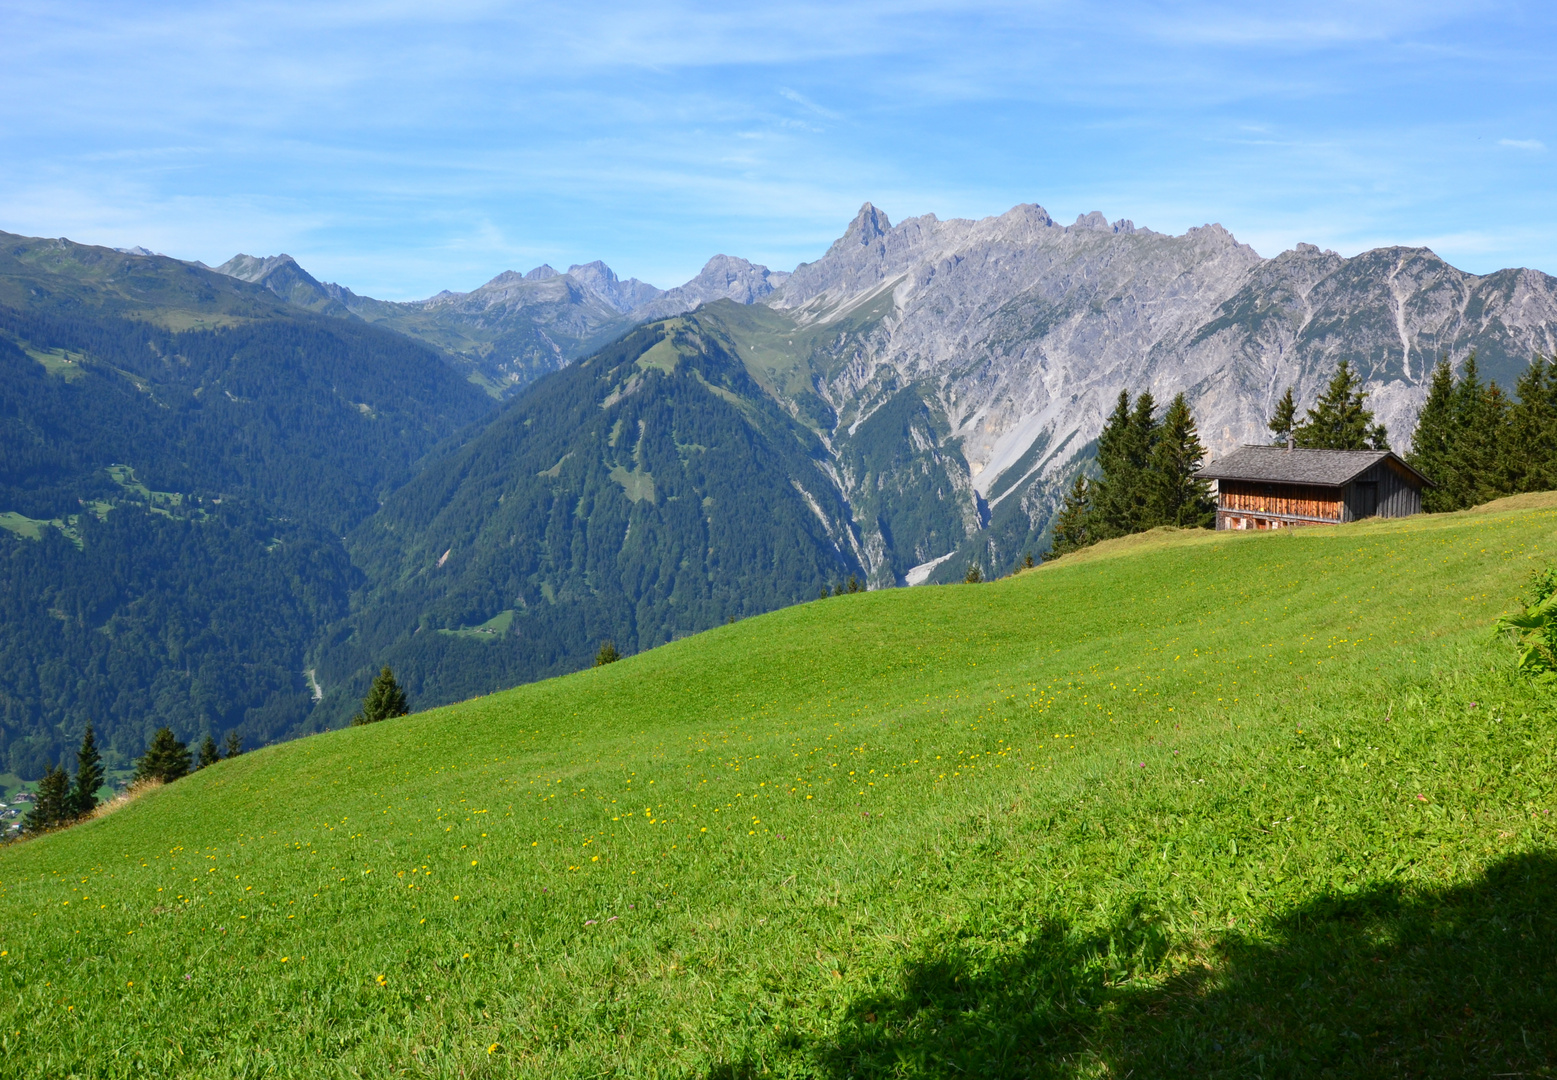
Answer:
1499, 138, 1546, 150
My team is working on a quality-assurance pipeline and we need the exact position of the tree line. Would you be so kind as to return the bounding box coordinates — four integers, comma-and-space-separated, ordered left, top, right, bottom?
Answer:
1048, 391, 1217, 558
20, 724, 241, 832
1403, 353, 1557, 512
19, 667, 413, 834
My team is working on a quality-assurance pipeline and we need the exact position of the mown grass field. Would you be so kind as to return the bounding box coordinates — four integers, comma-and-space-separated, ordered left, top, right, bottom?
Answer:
5, 496, 1557, 1078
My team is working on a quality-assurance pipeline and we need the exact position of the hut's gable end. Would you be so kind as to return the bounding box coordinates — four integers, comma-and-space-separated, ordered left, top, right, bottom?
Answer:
1370, 459, 1423, 518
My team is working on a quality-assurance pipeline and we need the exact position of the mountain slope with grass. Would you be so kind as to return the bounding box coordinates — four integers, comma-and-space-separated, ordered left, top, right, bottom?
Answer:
316, 315, 866, 720
5, 496, 1557, 1076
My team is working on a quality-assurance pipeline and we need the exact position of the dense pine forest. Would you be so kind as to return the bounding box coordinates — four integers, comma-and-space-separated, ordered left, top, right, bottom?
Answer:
0, 297, 491, 782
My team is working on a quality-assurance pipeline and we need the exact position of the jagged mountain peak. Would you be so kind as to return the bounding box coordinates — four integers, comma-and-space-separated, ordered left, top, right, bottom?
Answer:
524, 264, 560, 281
627, 255, 784, 321
212, 252, 351, 317
215, 252, 304, 281
840, 201, 893, 247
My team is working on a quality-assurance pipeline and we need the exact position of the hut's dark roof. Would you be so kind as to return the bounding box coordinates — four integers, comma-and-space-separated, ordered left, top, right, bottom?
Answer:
1197, 446, 1430, 487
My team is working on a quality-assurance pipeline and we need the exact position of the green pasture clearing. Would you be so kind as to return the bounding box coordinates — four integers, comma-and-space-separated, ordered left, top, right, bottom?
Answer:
5, 498, 1557, 1077
0, 511, 82, 547
24, 345, 90, 382
439, 610, 516, 641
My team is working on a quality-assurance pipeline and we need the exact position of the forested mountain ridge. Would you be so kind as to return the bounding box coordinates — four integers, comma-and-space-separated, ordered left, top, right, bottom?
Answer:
9, 208, 1557, 775
0, 230, 293, 326
0, 233, 494, 780
313, 315, 864, 720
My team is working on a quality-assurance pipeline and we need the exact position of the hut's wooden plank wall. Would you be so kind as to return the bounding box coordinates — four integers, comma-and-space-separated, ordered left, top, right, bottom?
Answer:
1218, 481, 1343, 522
1361, 459, 1424, 518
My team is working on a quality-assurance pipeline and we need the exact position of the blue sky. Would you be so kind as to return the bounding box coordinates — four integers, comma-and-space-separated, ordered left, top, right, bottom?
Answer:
2, 1, 1554, 298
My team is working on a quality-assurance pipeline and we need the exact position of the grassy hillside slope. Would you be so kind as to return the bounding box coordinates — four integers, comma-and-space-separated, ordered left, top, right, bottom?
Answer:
5, 499, 1557, 1077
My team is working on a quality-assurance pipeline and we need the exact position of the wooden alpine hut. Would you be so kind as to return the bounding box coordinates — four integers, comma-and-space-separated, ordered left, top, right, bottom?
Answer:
1197, 444, 1430, 531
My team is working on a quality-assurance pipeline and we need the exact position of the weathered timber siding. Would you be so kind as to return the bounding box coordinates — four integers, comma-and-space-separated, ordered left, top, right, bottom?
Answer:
1345, 457, 1426, 522
1218, 480, 1343, 523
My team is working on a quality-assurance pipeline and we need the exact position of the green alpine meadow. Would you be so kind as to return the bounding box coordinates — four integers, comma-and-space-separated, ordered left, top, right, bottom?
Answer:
5, 494, 1557, 1077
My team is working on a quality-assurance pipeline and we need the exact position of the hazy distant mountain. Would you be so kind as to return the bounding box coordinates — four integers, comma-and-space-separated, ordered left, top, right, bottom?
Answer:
211, 251, 789, 396
629, 255, 790, 321
214, 253, 353, 317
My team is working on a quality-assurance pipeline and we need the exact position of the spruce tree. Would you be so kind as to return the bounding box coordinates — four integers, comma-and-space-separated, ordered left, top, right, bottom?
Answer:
352, 666, 411, 723
845, 575, 863, 594
963, 563, 983, 584
25, 764, 71, 830
68, 724, 104, 819
197, 734, 221, 769
1293, 360, 1388, 450
1268, 387, 1298, 444
1407, 354, 1511, 511
1047, 474, 1093, 558
1504, 356, 1557, 494
592, 642, 621, 668
222, 731, 243, 759
134, 728, 191, 784
1449, 354, 1509, 506
1406, 357, 1458, 510
1091, 390, 1159, 537
1150, 393, 1216, 527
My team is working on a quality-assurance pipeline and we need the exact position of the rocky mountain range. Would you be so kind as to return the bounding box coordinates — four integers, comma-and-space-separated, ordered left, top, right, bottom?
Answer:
215, 201, 1557, 585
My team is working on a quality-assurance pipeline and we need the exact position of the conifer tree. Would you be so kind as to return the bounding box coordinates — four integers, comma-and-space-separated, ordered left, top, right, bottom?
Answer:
845, 575, 863, 594
222, 731, 243, 759
68, 724, 104, 819
1407, 354, 1510, 511
963, 563, 983, 584
592, 642, 620, 667
1293, 360, 1388, 450
1504, 356, 1557, 493
1047, 474, 1093, 559
1091, 390, 1160, 537
1451, 354, 1510, 505
1268, 387, 1298, 444
134, 727, 191, 784
197, 734, 221, 769
1406, 357, 1457, 510
25, 764, 70, 830
1150, 393, 1216, 527
352, 666, 410, 723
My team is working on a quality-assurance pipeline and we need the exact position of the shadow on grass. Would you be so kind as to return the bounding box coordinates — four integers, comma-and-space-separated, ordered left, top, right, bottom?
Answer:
808, 852, 1557, 1079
